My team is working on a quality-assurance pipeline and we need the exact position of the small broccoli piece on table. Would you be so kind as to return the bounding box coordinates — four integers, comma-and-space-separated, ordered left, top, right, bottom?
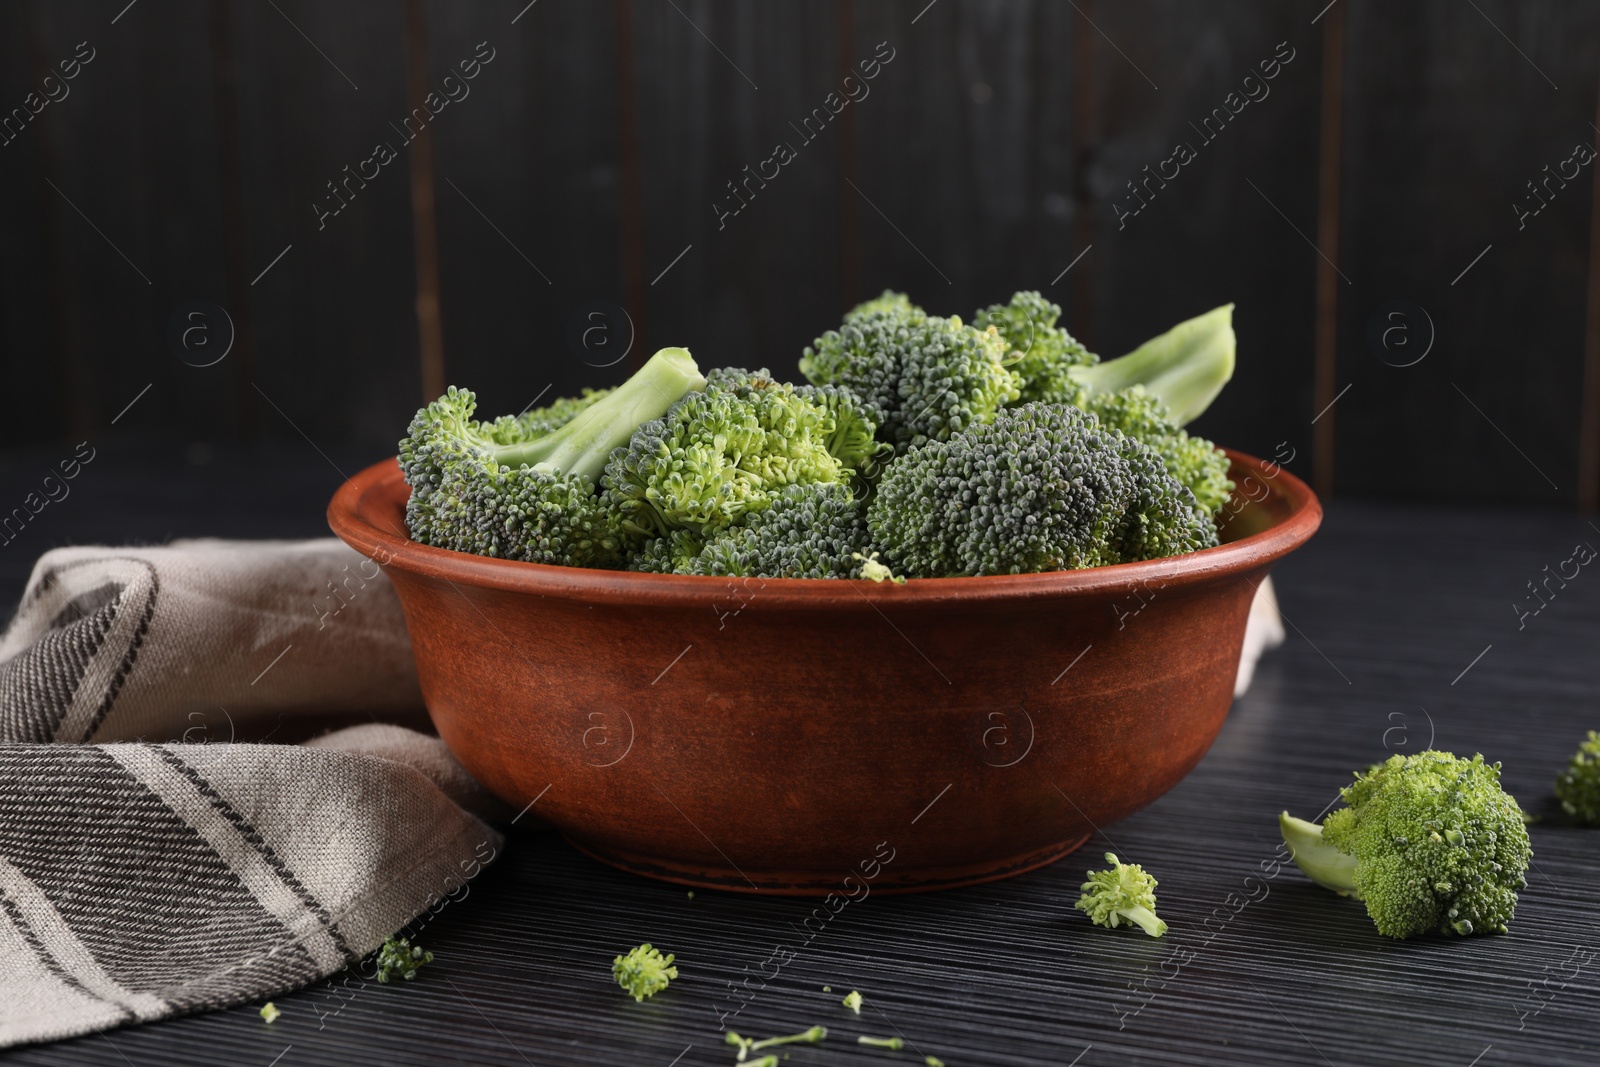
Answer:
1281, 751, 1532, 938
400, 347, 706, 568
612, 943, 677, 1002
842, 989, 864, 1013
605, 369, 883, 547
1555, 731, 1600, 825
374, 936, 434, 983
867, 403, 1216, 577
630, 482, 871, 579
972, 289, 1097, 406
1075, 852, 1168, 937
727, 1025, 827, 1061
801, 303, 1021, 452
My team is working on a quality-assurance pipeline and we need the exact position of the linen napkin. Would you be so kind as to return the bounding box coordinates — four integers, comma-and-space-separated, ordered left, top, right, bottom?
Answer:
0, 539, 504, 1048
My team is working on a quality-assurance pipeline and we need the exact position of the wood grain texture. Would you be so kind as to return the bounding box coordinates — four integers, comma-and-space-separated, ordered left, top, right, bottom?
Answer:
0, 454, 1596, 1064
3, 2, 1599, 504
1334, 0, 1600, 507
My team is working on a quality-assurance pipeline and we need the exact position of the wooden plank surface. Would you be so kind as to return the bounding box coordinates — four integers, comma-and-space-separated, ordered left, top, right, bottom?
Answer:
0, 452, 1596, 1065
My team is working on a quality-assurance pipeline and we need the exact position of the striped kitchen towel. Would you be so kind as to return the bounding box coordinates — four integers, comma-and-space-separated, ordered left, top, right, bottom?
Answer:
0, 540, 505, 1048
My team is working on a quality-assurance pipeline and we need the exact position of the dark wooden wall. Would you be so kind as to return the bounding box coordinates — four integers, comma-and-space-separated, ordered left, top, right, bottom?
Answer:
2, 0, 1597, 508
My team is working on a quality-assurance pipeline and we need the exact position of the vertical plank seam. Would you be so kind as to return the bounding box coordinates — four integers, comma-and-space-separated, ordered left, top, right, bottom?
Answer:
209, 0, 258, 442
1311, 1, 1346, 500
1069, 0, 1095, 344
1578, 62, 1600, 513
403, 0, 446, 401
613, 0, 648, 369
835, 0, 862, 310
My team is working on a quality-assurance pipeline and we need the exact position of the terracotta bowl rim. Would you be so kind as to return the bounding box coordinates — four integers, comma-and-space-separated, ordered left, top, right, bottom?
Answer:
327, 447, 1322, 608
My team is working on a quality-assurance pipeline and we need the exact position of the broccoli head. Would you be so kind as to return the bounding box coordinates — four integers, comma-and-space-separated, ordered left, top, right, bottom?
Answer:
1075, 852, 1168, 937
866, 402, 1217, 577
1281, 751, 1532, 938
800, 303, 1022, 451
604, 369, 884, 543
1555, 730, 1600, 825
399, 348, 706, 568
1084, 387, 1234, 518
972, 290, 1096, 405
630, 482, 871, 579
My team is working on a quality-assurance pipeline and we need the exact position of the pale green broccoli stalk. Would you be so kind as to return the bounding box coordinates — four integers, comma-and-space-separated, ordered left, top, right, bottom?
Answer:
1556, 731, 1600, 824
604, 370, 880, 542
612, 943, 677, 1001
800, 304, 1021, 451
498, 386, 615, 439
859, 1035, 905, 1049
629, 483, 871, 579
1078, 304, 1236, 426
400, 347, 706, 567
1075, 852, 1168, 937
374, 937, 434, 983
972, 289, 1096, 405
1281, 751, 1532, 938
867, 403, 1216, 577
726, 1026, 827, 1061
842, 989, 864, 1013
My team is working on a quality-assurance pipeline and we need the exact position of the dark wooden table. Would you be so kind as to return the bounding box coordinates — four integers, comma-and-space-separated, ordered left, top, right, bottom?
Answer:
1, 446, 1596, 1066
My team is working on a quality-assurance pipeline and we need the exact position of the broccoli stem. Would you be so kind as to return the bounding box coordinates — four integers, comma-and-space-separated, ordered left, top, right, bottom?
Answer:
1279, 811, 1359, 896
1117, 904, 1169, 938
1070, 304, 1235, 426
489, 347, 707, 480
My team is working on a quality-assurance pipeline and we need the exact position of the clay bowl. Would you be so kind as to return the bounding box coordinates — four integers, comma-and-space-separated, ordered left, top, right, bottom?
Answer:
329, 449, 1319, 895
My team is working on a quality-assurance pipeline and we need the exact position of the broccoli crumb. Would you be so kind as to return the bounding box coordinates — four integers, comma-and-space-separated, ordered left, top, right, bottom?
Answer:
258, 1001, 280, 1024
374, 937, 434, 983
1075, 853, 1168, 937
842, 989, 863, 1014
612, 943, 678, 1002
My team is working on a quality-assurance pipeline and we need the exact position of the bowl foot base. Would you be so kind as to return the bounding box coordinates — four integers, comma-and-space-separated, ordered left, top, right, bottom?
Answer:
561, 832, 1094, 896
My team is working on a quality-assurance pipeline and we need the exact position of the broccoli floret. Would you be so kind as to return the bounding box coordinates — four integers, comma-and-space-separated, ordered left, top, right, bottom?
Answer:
1075, 852, 1168, 937
1084, 387, 1233, 518
972, 290, 1096, 405
800, 305, 1022, 451
859, 1036, 906, 1050
866, 403, 1217, 577
603, 370, 881, 542
847, 289, 920, 320
1280, 751, 1532, 938
630, 482, 871, 579
400, 347, 706, 567
612, 943, 677, 1001
842, 989, 864, 1013
259, 1002, 281, 1023
1555, 731, 1600, 824
373, 937, 434, 983
973, 294, 1234, 427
